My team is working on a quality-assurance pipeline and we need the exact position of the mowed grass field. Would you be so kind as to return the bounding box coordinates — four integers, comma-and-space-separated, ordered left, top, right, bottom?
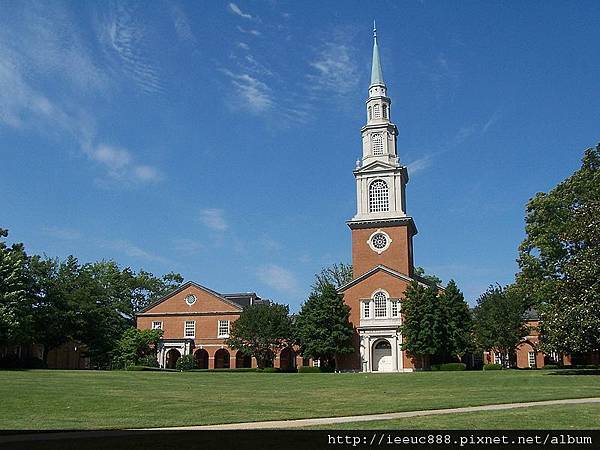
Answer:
309, 403, 600, 430
2, 369, 599, 429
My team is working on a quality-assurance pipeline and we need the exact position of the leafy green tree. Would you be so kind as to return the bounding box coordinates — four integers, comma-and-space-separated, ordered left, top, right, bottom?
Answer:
112, 327, 163, 369
226, 303, 294, 369
0, 228, 32, 345
516, 144, 600, 354
295, 283, 354, 370
414, 266, 443, 286
400, 281, 442, 366
438, 280, 473, 360
312, 263, 353, 291
472, 284, 527, 366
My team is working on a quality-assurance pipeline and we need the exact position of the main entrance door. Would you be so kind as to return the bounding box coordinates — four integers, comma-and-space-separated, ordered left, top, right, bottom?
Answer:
372, 340, 392, 372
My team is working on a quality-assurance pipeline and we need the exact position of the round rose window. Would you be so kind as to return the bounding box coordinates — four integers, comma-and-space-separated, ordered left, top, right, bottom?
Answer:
185, 294, 197, 306
371, 233, 388, 250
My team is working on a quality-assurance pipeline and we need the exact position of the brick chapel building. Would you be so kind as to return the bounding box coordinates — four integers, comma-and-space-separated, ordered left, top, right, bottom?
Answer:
336, 27, 438, 373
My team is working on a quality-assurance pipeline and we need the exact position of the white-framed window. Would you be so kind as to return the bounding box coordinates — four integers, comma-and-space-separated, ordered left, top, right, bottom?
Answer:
185, 294, 197, 306
152, 321, 163, 330
369, 180, 389, 212
373, 104, 381, 118
184, 320, 195, 338
528, 352, 536, 368
218, 320, 230, 338
368, 106, 372, 120
372, 133, 383, 155
362, 301, 371, 319
390, 300, 400, 318
373, 291, 387, 318
382, 104, 388, 119
494, 352, 503, 365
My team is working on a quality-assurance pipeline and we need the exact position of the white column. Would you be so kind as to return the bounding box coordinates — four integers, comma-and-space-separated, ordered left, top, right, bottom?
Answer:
398, 333, 404, 371
366, 335, 372, 372
392, 335, 398, 372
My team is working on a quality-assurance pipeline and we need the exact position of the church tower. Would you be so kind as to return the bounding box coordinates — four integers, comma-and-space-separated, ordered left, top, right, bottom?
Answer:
348, 25, 417, 278
338, 25, 425, 373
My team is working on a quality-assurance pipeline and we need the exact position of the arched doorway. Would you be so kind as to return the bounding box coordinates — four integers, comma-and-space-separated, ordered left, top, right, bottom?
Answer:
194, 349, 209, 369
279, 347, 296, 370
165, 349, 181, 369
372, 340, 392, 372
214, 348, 230, 369
235, 351, 252, 368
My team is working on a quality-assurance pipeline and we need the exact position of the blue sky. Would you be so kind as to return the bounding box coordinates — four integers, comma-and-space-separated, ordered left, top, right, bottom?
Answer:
1, 1, 599, 310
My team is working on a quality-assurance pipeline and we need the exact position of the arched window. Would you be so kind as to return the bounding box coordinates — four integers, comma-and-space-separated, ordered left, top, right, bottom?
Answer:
368, 106, 372, 120
382, 104, 388, 119
372, 133, 383, 155
373, 104, 381, 119
369, 180, 389, 212
373, 292, 387, 318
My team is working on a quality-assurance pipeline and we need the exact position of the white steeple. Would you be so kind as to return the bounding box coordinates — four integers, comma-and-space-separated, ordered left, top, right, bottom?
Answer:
350, 25, 409, 222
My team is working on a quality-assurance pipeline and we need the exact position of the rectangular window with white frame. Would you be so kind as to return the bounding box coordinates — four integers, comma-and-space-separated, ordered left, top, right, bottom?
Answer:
362, 301, 371, 319
494, 352, 502, 365
390, 300, 399, 318
184, 320, 195, 338
528, 351, 536, 368
218, 320, 230, 338
152, 321, 163, 330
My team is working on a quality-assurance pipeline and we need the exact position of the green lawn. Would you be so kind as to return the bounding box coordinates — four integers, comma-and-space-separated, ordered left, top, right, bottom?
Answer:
2, 369, 599, 429
309, 403, 600, 429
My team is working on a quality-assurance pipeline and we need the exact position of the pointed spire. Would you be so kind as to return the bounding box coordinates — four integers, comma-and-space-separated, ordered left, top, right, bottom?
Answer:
370, 21, 385, 86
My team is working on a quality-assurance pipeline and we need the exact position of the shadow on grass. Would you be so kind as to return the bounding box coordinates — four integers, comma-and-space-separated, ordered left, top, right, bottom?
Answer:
548, 369, 600, 376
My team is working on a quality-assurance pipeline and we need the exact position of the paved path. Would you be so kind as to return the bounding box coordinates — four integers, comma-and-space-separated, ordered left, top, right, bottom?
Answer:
138, 397, 600, 430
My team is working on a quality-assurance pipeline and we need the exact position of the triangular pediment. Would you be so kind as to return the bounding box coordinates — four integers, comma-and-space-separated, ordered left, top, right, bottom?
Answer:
338, 265, 440, 293
355, 160, 401, 173
137, 281, 243, 314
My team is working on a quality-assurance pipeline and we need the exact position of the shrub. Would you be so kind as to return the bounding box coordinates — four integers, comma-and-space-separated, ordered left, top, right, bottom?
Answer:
298, 366, 321, 373
189, 368, 259, 373
138, 355, 159, 368
260, 367, 280, 373
483, 363, 502, 371
126, 365, 177, 372
542, 364, 559, 370
175, 355, 196, 371
431, 363, 466, 371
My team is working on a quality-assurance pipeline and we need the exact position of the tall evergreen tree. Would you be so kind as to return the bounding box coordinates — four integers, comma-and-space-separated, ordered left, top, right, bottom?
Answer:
295, 282, 354, 370
439, 280, 473, 360
400, 281, 442, 366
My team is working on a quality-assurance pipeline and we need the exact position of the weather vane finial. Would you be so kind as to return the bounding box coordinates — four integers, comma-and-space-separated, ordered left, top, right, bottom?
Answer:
373, 20, 377, 40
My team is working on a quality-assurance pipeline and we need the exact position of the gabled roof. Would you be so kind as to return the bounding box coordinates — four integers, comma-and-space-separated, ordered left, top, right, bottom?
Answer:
337, 264, 444, 293
137, 281, 243, 314
355, 160, 401, 173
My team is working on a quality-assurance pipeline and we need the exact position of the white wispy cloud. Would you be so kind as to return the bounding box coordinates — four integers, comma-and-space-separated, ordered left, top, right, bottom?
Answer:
407, 155, 434, 175
98, 238, 172, 265
482, 110, 502, 134
257, 264, 300, 294
170, 4, 196, 43
172, 238, 203, 255
221, 69, 273, 113
237, 42, 250, 50
42, 226, 83, 241
199, 208, 228, 231
229, 3, 254, 20
100, 2, 162, 94
308, 37, 360, 95
86, 143, 162, 185
237, 25, 261, 36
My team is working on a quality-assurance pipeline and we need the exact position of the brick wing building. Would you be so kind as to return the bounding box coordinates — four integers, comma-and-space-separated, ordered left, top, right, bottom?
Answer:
136, 281, 302, 369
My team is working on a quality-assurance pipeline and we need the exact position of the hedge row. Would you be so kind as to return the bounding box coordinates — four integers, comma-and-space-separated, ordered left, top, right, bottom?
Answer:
430, 363, 466, 371
483, 363, 502, 370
